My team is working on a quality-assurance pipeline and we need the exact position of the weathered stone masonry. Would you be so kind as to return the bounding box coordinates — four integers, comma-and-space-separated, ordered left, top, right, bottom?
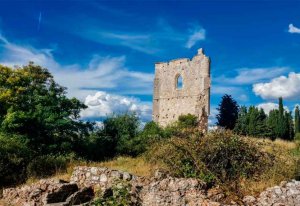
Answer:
152, 48, 211, 130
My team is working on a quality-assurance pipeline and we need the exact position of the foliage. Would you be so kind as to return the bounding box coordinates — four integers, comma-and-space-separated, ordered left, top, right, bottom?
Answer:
103, 113, 140, 156
266, 98, 294, 140
83, 117, 167, 160
295, 133, 300, 141
146, 131, 271, 189
26, 154, 72, 178
128, 121, 165, 156
0, 63, 92, 155
91, 181, 132, 206
163, 114, 201, 138
234, 98, 295, 140
178, 113, 198, 128
234, 106, 271, 137
0, 133, 31, 186
216, 94, 239, 130
295, 106, 300, 134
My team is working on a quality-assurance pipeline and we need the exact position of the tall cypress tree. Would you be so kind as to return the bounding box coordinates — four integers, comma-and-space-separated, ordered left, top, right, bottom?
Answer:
278, 97, 288, 139
267, 109, 279, 140
295, 106, 300, 134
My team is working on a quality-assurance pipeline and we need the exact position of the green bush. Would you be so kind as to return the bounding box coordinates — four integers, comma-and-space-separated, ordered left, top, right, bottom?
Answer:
163, 114, 202, 138
26, 154, 71, 178
0, 133, 31, 186
178, 113, 198, 128
295, 133, 300, 141
91, 180, 131, 206
146, 131, 271, 188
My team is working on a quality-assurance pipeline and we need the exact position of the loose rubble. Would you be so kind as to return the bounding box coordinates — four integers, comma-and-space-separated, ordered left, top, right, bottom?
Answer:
1, 166, 300, 205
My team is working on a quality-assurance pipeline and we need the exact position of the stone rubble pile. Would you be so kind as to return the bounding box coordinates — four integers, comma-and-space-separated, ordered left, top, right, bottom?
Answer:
2, 179, 93, 206
2, 166, 300, 205
243, 180, 300, 206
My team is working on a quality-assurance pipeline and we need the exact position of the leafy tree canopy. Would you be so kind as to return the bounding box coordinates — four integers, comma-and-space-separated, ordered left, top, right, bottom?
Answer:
0, 63, 92, 154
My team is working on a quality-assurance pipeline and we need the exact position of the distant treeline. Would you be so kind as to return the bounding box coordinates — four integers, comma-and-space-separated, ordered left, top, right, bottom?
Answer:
216, 94, 300, 140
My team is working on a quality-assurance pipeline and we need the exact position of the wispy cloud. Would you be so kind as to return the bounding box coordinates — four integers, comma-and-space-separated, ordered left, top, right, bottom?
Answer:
72, 19, 206, 54
0, 33, 154, 100
215, 67, 289, 85
185, 26, 206, 49
38, 11, 42, 31
212, 85, 248, 102
288, 24, 300, 34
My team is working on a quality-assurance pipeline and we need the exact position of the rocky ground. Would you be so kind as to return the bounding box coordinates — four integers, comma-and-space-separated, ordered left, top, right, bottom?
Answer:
1, 166, 300, 206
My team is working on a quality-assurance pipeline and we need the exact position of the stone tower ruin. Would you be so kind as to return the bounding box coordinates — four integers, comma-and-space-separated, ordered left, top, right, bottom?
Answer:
152, 48, 210, 131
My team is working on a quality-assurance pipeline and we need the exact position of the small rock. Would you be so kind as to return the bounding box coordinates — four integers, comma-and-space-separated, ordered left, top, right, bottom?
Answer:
280, 181, 287, 187
90, 167, 98, 175
99, 174, 107, 182
243, 195, 256, 204
123, 172, 132, 181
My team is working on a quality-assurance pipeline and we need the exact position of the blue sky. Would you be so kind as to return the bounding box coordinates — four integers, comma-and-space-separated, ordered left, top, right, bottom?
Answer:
0, 0, 300, 124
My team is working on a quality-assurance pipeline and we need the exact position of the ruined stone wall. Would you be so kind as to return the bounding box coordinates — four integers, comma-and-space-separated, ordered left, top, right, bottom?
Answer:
153, 48, 210, 130
3, 167, 300, 206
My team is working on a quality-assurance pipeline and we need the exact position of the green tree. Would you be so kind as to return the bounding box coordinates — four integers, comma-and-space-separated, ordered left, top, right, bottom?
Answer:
0, 63, 92, 154
285, 111, 294, 140
0, 133, 31, 186
267, 98, 294, 140
234, 106, 269, 137
216, 94, 239, 130
295, 106, 300, 134
277, 97, 287, 138
234, 106, 248, 135
102, 113, 140, 156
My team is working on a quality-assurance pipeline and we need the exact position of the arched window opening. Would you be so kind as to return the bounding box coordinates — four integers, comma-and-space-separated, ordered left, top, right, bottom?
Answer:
176, 75, 183, 89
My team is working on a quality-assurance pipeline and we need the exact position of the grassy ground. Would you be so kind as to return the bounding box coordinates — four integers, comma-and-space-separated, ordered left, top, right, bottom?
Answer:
239, 137, 300, 196
26, 156, 159, 185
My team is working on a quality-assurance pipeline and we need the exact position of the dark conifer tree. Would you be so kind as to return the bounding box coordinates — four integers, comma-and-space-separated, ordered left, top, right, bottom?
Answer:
216, 94, 239, 130
295, 106, 300, 134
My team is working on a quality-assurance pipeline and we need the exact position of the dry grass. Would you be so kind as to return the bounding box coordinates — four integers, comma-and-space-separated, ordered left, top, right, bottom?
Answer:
239, 137, 300, 196
25, 156, 159, 185
84, 156, 160, 177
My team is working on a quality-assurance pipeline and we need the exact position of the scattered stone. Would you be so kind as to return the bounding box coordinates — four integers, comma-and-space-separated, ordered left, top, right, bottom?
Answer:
243, 195, 256, 205
2, 167, 300, 206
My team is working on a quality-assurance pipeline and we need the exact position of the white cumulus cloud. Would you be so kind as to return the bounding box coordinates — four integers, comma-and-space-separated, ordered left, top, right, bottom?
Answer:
288, 24, 300, 34
253, 72, 300, 100
80, 91, 152, 121
257, 102, 289, 114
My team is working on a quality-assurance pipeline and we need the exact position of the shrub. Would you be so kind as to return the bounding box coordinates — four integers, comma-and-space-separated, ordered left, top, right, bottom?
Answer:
0, 133, 31, 186
82, 132, 116, 161
178, 113, 198, 128
91, 180, 131, 206
146, 131, 272, 189
295, 133, 300, 141
26, 154, 71, 178
103, 113, 140, 156
129, 121, 165, 156
163, 114, 202, 138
